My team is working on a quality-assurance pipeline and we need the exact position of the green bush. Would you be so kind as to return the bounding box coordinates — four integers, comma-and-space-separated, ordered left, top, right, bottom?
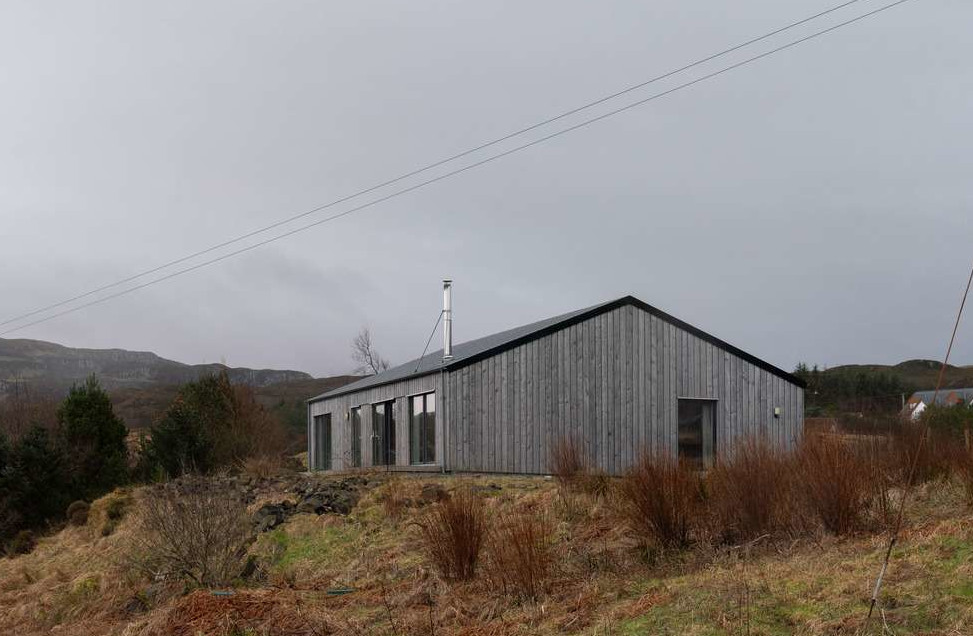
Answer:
57, 376, 129, 500
0, 427, 72, 533
141, 372, 286, 477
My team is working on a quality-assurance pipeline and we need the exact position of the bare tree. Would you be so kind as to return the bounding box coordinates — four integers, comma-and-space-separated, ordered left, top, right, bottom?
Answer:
352, 328, 390, 375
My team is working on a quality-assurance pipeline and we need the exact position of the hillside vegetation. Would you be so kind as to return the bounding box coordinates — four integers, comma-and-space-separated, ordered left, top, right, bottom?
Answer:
0, 468, 971, 636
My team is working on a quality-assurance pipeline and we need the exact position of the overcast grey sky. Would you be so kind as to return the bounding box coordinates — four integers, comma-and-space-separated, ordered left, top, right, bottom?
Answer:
1, 0, 971, 377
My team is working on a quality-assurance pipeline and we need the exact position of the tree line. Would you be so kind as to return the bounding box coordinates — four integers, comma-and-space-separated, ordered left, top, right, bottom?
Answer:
0, 371, 285, 553
793, 362, 914, 416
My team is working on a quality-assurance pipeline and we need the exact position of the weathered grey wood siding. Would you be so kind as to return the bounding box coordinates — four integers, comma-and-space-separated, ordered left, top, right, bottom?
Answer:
443, 304, 803, 475
309, 374, 441, 472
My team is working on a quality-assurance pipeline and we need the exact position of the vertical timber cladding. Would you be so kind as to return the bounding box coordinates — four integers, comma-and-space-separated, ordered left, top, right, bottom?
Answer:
445, 304, 804, 475
308, 374, 440, 472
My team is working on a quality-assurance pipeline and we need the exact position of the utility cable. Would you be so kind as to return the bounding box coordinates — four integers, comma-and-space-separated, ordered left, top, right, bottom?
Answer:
1, 0, 883, 330
0, 0, 918, 336
414, 310, 445, 373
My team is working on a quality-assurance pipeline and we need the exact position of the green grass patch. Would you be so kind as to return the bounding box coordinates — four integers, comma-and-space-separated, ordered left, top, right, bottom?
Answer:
266, 522, 359, 569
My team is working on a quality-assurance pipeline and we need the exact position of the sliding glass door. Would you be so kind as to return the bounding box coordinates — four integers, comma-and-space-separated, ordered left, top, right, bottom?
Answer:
372, 401, 395, 466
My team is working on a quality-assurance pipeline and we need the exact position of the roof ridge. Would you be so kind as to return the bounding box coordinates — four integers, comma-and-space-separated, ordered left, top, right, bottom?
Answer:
310, 295, 804, 402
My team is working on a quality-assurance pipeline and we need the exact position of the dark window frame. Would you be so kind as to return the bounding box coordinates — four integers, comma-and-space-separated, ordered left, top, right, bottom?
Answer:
409, 392, 436, 465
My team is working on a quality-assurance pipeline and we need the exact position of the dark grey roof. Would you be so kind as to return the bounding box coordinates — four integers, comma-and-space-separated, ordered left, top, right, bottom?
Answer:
309, 295, 805, 402
910, 388, 973, 406
310, 299, 616, 402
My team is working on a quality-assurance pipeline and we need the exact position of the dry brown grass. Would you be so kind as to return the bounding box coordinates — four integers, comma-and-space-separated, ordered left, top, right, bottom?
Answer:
706, 437, 803, 542
384, 477, 409, 521
953, 447, 973, 505
241, 453, 284, 480
4, 464, 973, 635
415, 487, 487, 581
0, 489, 147, 636
616, 452, 704, 550
796, 435, 874, 536
889, 423, 956, 486
485, 509, 555, 601
550, 435, 588, 487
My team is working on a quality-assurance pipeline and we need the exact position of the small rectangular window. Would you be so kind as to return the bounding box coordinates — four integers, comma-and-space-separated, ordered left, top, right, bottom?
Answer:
409, 392, 436, 465
677, 399, 716, 470
350, 407, 362, 468
313, 413, 332, 471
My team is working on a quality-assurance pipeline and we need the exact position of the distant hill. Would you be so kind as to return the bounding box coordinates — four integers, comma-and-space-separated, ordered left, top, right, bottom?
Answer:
0, 336, 361, 432
825, 359, 973, 392
0, 337, 313, 394
799, 359, 973, 417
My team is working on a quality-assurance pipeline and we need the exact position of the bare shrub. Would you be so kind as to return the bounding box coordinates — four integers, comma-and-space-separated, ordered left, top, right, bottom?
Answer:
706, 437, 800, 542
215, 383, 289, 469
551, 435, 588, 488
241, 453, 282, 480
889, 423, 954, 486
415, 487, 487, 581
485, 510, 555, 601
953, 446, 973, 505
131, 478, 254, 587
797, 436, 872, 535
580, 469, 613, 499
616, 452, 704, 550
0, 381, 58, 441
379, 477, 409, 520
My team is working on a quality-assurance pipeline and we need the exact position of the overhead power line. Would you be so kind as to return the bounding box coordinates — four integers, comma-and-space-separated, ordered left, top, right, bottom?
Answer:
0, 0, 886, 331
1, 0, 917, 336
0, 0, 873, 332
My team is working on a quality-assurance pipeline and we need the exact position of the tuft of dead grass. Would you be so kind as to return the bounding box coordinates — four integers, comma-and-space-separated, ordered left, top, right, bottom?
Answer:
415, 487, 487, 582
952, 446, 973, 505
485, 510, 554, 601
616, 452, 704, 550
378, 476, 410, 521
551, 435, 588, 487
797, 435, 873, 536
241, 453, 284, 481
706, 436, 803, 542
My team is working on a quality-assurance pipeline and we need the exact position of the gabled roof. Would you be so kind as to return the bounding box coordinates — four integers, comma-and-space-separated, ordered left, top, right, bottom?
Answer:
310, 295, 805, 402
909, 388, 973, 406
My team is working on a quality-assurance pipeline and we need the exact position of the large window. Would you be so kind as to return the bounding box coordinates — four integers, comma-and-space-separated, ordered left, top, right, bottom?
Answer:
372, 401, 395, 466
313, 413, 332, 471
409, 392, 436, 465
677, 399, 716, 470
350, 406, 362, 468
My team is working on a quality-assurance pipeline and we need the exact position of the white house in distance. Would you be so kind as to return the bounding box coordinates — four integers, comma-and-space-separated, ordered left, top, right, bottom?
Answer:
307, 282, 806, 476
904, 388, 973, 420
